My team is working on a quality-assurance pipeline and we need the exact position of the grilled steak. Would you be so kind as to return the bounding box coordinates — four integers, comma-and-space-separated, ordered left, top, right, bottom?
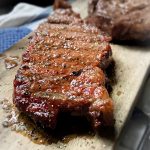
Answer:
13, 9, 114, 129
87, 0, 150, 41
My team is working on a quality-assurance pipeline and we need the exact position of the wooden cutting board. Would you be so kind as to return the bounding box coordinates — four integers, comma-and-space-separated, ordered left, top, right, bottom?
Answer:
0, 1, 150, 150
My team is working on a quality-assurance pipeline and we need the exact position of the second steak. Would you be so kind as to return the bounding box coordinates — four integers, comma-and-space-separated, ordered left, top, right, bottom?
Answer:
87, 0, 150, 41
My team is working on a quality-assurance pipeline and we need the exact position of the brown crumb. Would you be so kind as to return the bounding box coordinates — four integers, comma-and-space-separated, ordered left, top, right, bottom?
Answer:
117, 91, 122, 96
4, 58, 18, 69
91, 145, 95, 149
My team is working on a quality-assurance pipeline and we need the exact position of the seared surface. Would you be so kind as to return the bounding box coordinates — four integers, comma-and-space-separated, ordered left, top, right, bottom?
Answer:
13, 9, 114, 129
48, 8, 82, 25
87, 0, 150, 41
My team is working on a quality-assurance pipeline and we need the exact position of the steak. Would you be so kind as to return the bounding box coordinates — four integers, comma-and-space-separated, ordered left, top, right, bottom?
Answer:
13, 9, 114, 129
87, 0, 150, 41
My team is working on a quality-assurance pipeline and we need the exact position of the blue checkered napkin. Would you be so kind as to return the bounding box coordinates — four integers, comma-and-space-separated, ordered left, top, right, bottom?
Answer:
0, 27, 31, 53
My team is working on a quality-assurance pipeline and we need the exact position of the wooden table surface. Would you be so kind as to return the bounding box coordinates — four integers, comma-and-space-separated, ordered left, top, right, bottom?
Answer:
0, 1, 150, 150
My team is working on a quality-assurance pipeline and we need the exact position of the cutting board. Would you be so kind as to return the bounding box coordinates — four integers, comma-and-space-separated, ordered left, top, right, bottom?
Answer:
0, 0, 150, 150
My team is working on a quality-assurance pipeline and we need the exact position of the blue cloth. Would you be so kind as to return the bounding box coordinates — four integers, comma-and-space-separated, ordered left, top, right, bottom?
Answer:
0, 27, 31, 53
0, 6, 52, 53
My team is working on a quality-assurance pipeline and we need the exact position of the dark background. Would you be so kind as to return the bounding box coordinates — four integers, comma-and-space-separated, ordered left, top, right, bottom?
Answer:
0, 0, 55, 14
0, 0, 54, 7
